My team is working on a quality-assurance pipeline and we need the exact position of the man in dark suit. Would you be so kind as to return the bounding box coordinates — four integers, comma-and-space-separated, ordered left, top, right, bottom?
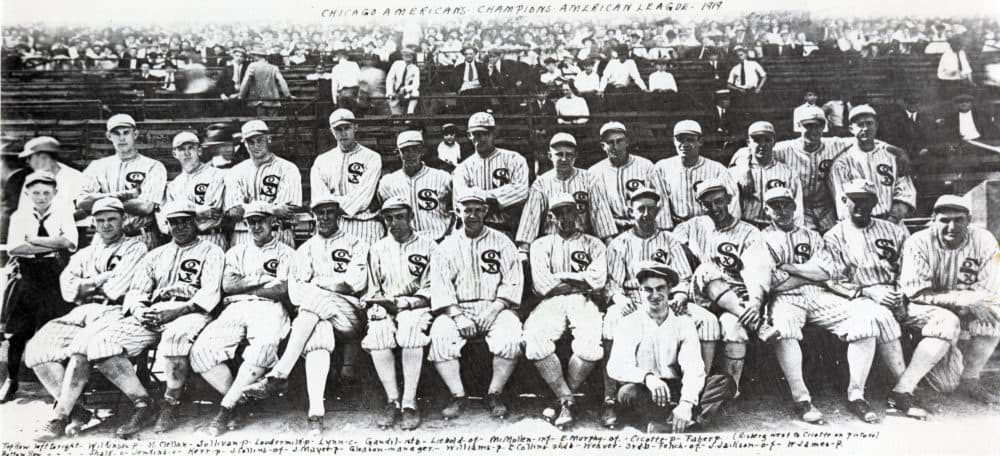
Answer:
217, 48, 249, 99
451, 46, 491, 114
937, 93, 999, 144
880, 93, 928, 155
485, 49, 529, 113
705, 89, 741, 136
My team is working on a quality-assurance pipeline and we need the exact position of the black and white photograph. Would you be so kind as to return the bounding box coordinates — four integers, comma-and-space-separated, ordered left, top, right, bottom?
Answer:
1, 0, 998, 454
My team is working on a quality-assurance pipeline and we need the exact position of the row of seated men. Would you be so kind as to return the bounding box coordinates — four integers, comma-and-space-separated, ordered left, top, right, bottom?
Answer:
3, 106, 998, 441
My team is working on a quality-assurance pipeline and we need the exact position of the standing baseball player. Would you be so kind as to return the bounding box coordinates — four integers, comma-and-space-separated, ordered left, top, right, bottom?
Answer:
362, 196, 436, 431
189, 202, 294, 437
672, 179, 772, 396
76, 114, 167, 250
311, 109, 385, 246
452, 112, 529, 235
377, 130, 453, 242
829, 105, 916, 223
159, 131, 227, 249
516, 132, 616, 256
524, 193, 606, 429
588, 121, 655, 234
82, 201, 224, 437
241, 197, 368, 435
898, 195, 1000, 405
224, 120, 302, 247
729, 121, 803, 229
753, 187, 893, 424
428, 188, 524, 420
649, 120, 741, 230
28, 197, 148, 441
602, 186, 721, 428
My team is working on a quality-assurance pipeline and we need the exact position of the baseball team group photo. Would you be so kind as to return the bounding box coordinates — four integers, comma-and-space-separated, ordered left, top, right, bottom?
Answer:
1, 0, 999, 450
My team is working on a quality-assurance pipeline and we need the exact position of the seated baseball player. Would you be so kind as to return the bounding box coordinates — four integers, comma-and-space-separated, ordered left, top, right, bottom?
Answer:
362, 196, 436, 431
607, 261, 737, 434
83, 201, 224, 437
753, 187, 893, 424
28, 198, 148, 441
898, 195, 1000, 405
524, 193, 606, 429
428, 188, 524, 420
241, 196, 369, 435
189, 202, 294, 437
672, 179, 773, 396
601, 186, 720, 429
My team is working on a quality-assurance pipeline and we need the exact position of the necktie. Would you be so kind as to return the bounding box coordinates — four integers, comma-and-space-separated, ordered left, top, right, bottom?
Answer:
739, 62, 746, 86
233, 63, 240, 85
35, 214, 50, 258
956, 52, 963, 73
911, 112, 917, 123
398, 64, 408, 92
466, 63, 473, 82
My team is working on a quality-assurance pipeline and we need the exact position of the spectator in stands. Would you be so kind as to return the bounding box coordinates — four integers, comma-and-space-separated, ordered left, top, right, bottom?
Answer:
386, 48, 420, 115
792, 88, 827, 134
451, 46, 491, 113
648, 60, 678, 94
937, 93, 999, 143
600, 45, 649, 109
218, 47, 248, 100
485, 48, 529, 114
436, 123, 462, 169
238, 47, 292, 117
559, 55, 581, 81
881, 93, 928, 156
358, 54, 387, 115
331, 49, 362, 111
539, 58, 566, 88
573, 58, 602, 109
727, 46, 767, 110
555, 82, 590, 125
706, 89, 739, 137
937, 36, 976, 100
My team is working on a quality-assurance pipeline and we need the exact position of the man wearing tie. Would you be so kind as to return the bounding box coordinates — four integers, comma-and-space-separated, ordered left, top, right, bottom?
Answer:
937, 36, 975, 101
386, 48, 420, 115
218, 48, 248, 100
727, 46, 767, 112
451, 46, 491, 114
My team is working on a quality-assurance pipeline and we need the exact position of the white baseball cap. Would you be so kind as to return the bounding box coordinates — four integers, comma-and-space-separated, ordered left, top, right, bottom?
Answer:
628, 186, 660, 202
848, 105, 877, 123
396, 130, 424, 149
329, 109, 356, 128
798, 106, 827, 126
91, 197, 125, 215
549, 132, 577, 148
467, 112, 496, 132
932, 194, 970, 213
380, 195, 412, 213
747, 121, 775, 137
843, 179, 877, 198
172, 131, 200, 149
599, 121, 627, 138
695, 179, 728, 200
241, 120, 269, 140
243, 201, 274, 219
310, 196, 342, 211
549, 193, 577, 212
763, 187, 795, 204
673, 120, 702, 137
162, 201, 197, 219
457, 187, 490, 205
106, 114, 137, 132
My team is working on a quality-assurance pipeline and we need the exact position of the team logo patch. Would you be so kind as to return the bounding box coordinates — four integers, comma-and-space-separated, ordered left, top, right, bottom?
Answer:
263, 259, 280, 276
958, 257, 981, 285
331, 249, 351, 273
260, 175, 280, 198
818, 160, 833, 181
691, 179, 704, 194
347, 162, 365, 184
715, 242, 743, 274
178, 259, 202, 285
408, 254, 429, 277
125, 171, 146, 188
417, 189, 439, 210
492, 168, 511, 186
793, 243, 812, 264
193, 183, 209, 205
480, 249, 502, 274
573, 191, 590, 212
625, 179, 645, 192
876, 164, 894, 186
106, 254, 122, 271
570, 251, 592, 272
651, 249, 669, 264
873, 239, 898, 263
766, 179, 787, 190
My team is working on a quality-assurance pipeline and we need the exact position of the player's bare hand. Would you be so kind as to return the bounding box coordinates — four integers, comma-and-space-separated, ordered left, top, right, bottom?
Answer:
271, 204, 295, 219
474, 301, 506, 330
613, 294, 637, 315
672, 402, 695, 433
738, 306, 762, 328
644, 375, 671, 407
149, 301, 191, 325
365, 297, 397, 314
151, 284, 195, 302
865, 285, 902, 308
226, 206, 245, 221
196, 206, 223, 219
967, 303, 1000, 326
453, 314, 476, 337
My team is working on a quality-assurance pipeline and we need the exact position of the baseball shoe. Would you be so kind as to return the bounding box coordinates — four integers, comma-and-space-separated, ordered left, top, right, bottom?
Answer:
601, 399, 619, 429
65, 406, 94, 436
34, 416, 69, 442
646, 417, 673, 434
554, 401, 576, 430
242, 375, 288, 400
152, 399, 181, 433
307, 415, 325, 437
847, 399, 878, 423
887, 391, 929, 419
376, 400, 401, 429
793, 401, 824, 424
957, 379, 1000, 405
116, 403, 156, 438
541, 404, 558, 423
400, 407, 421, 431
0, 378, 18, 403
205, 407, 234, 437
441, 396, 467, 420
486, 393, 508, 419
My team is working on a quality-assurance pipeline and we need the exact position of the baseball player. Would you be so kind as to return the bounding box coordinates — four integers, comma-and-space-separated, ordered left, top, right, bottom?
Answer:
672, 179, 771, 397
76, 113, 167, 250
429, 188, 524, 420
82, 201, 224, 437
515, 133, 616, 256
224, 120, 303, 247
829, 105, 916, 223
753, 187, 893, 424
588, 121, 656, 234
377, 130, 453, 241
362, 196, 436, 431
27, 198, 147, 441
601, 186, 720, 428
311, 108, 384, 246
649, 120, 741, 230
524, 193, 606, 429
729, 121, 804, 229
898, 195, 1000, 405
241, 196, 368, 435
452, 112, 529, 235
189, 202, 294, 437
158, 131, 227, 249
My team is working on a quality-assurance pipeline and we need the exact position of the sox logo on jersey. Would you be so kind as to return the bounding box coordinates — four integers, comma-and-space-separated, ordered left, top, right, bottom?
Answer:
179, 259, 202, 285
766, 179, 787, 189
193, 183, 209, 204
493, 168, 511, 186
408, 254, 429, 277
261, 175, 280, 197
959, 258, 981, 285
625, 179, 644, 193
793, 243, 812, 264
573, 191, 590, 212
570, 251, 592, 272
107, 254, 122, 271
818, 160, 833, 181
348, 163, 365, 184
126, 172, 146, 187
875, 164, 894, 186
716, 242, 743, 274
651, 249, 670, 264
264, 259, 280, 275
481, 250, 502, 274
417, 189, 440, 210
331, 249, 351, 272
874, 239, 899, 263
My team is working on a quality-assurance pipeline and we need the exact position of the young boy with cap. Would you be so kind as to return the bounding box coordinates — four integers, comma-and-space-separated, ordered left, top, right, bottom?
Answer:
436, 123, 462, 169
17, 136, 86, 228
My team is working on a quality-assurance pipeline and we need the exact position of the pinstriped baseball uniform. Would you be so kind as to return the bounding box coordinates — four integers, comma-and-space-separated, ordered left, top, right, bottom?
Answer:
189, 238, 295, 374
160, 163, 227, 248
23, 236, 148, 368
602, 229, 720, 342
515, 168, 617, 248
377, 166, 453, 241
79, 154, 168, 250
224, 156, 302, 247
288, 230, 369, 355
728, 150, 805, 228
452, 148, 529, 230
649, 156, 742, 229
86, 238, 224, 361
362, 233, 436, 352
428, 227, 523, 362
829, 143, 917, 220
588, 155, 655, 232
311, 144, 385, 246
900, 226, 1000, 339
523, 232, 605, 362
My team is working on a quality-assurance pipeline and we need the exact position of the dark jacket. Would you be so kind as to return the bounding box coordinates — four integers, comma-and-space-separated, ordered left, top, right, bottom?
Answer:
450, 61, 491, 93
